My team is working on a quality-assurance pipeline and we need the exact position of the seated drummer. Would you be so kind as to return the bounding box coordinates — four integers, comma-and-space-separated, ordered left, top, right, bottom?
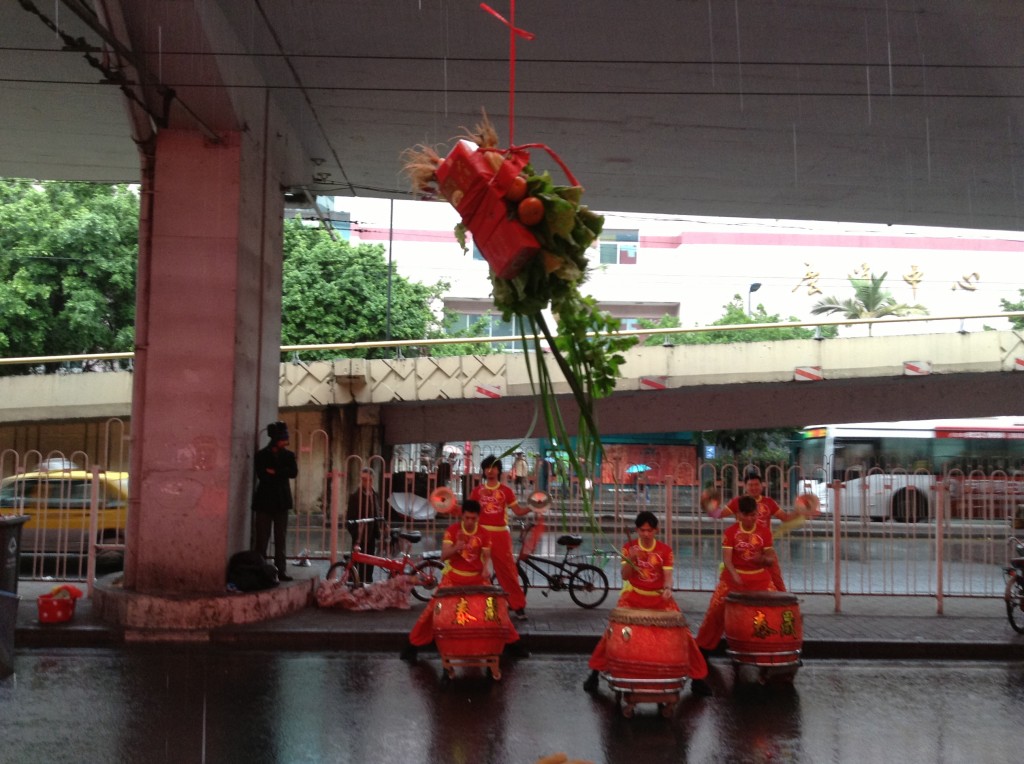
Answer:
400, 500, 525, 661
583, 510, 711, 696
695, 495, 777, 655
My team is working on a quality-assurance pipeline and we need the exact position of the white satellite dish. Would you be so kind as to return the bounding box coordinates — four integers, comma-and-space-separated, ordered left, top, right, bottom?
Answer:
389, 492, 435, 520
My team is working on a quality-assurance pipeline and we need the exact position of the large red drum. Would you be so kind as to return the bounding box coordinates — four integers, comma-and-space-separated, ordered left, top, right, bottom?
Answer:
724, 591, 803, 667
432, 585, 512, 661
604, 608, 691, 680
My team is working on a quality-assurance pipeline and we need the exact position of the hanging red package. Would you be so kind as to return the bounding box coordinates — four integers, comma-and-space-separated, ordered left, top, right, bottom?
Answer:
435, 140, 541, 280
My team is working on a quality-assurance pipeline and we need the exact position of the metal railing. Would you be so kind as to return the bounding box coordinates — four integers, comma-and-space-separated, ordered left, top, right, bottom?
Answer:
6, 437, 1023, 615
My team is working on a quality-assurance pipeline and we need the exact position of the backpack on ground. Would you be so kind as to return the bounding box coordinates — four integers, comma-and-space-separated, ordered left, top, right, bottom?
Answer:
227, 550, 280, 592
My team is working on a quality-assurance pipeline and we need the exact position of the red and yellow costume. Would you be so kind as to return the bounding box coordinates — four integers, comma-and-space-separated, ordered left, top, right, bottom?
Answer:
695, 521, 776, 651
408, 518, 520, 647
469, 480, 527, 611
723, 494, 787, 591
588, 538, 708, 680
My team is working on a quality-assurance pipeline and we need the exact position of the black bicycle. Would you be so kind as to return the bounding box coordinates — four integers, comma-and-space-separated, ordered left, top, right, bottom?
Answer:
501, 519, 611, 609
1005, 536, 1024, 633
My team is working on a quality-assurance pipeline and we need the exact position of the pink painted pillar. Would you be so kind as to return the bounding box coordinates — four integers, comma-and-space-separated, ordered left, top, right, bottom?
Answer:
125, 129, 283, 594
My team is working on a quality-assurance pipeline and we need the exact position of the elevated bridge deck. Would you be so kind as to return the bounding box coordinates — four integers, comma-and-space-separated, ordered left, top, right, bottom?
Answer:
1, 327, 1022, 443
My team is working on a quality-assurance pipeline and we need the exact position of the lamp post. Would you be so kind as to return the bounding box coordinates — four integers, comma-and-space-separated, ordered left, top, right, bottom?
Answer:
747, 282, 762, 315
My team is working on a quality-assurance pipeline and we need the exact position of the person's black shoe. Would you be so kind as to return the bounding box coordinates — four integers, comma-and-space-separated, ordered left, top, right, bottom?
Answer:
690, 678, 713, 697
503, 641, 530, 659
513, 609, 528, 621
583, 670, 600, 694
277, 573, 294, 582
399, 643, 418, 663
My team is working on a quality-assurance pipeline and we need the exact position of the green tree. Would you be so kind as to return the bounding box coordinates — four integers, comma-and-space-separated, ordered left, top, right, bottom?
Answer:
281, 218, 486, 359
640, 295, 834, 346
1001, 289, 1024, 330
810, 270, 927, 335
0, 179, 139, 373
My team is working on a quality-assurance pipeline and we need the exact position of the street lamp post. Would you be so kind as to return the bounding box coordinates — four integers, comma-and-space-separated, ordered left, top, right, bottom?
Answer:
747, 282, 762, 315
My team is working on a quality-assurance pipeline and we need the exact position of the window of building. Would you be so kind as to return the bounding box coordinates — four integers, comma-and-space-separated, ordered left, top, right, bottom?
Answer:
599, 229, 639, 265
446, 312, 525, 351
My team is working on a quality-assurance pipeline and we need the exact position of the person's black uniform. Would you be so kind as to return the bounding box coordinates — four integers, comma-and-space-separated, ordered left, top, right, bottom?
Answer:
252, 421, 298, 581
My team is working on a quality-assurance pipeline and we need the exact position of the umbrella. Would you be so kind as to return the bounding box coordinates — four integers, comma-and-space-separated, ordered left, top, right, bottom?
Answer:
389, 493, 434, 520
626, 464, 652, 474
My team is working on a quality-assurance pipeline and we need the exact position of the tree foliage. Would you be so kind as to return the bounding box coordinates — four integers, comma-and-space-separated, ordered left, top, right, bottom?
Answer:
640, 294, 834, 346
1001, 289, 1024, 330
810, 270, 927, 334
0, 179, 139, 373
281, 218, 487, 359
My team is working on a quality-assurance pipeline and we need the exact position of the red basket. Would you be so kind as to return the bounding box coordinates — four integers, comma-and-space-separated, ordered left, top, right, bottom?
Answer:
37, 595, 76, 624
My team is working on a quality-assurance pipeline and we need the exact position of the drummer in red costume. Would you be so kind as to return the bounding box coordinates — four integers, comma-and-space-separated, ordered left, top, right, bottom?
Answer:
695, 495, 776, 653
400, 500, 523, 661
470, 455, 531, 619
715, 470, 802, 591
583, 511, 712, 696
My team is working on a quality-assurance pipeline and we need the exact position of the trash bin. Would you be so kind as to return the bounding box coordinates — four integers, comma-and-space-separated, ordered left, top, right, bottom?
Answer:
0, 589, 17, 679
0, 515, 30, 595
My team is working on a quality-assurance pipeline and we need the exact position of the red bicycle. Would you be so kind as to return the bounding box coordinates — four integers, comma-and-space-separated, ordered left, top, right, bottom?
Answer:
326, 517, 444, 602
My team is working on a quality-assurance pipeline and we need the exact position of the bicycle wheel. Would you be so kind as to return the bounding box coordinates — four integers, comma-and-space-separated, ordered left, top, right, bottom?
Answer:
569, 564, 609, 609
326, 560, 361, 588
1006, 576, 1024, 634
410, 559, 444, 602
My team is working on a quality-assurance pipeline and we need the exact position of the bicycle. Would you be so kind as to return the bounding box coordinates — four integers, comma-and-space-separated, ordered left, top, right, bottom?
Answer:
502, 518, 611, 609
1004, 536, 1024, 633
326, 517, 444, 602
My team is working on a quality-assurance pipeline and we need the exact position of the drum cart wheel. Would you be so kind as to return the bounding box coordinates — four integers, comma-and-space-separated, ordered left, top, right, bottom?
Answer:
605, 674, 685, 718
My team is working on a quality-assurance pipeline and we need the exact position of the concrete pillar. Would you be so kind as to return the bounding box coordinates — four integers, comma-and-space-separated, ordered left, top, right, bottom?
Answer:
125, 129, 282, 594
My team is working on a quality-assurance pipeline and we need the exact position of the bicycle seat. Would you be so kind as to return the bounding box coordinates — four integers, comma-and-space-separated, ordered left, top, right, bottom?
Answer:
390, 528, 422, 544
557, 534, 583, 548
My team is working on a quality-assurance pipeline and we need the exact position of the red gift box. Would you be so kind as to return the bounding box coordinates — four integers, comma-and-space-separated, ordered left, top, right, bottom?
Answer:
37, 594, 76, 624
436, 140, 540, 280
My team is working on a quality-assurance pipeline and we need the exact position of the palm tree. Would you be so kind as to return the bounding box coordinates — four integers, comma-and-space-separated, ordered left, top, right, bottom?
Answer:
811, 271, 928, 335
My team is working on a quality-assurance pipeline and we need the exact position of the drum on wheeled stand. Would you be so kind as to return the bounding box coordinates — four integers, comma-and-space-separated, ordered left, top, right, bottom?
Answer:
601, 607, 692, 717
431, 585, 512, 680
724, 591, 803, 684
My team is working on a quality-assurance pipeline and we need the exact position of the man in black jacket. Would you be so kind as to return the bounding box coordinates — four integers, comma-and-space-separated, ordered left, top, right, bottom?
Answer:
252, 421, 298, 582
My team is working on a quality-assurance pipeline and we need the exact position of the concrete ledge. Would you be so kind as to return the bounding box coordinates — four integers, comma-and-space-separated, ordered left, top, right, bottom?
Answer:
92, 575, 317, 638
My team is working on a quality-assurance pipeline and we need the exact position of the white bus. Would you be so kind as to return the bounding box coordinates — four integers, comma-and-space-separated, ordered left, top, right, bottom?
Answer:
792, 417, 1024, 522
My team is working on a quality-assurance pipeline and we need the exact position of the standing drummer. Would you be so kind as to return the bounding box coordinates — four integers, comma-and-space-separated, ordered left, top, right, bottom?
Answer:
470, 455, 531, 620
695, 495, 777, 655
583, 511, 711, 696
715, 469, 802, 591
400, 500, 524, 661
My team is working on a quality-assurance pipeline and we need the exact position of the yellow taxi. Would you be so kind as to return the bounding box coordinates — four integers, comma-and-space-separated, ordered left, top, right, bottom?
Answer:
0, 459, 129, 557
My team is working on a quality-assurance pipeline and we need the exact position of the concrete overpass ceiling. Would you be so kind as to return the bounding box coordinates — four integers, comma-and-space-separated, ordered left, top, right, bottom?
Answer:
2, 1, 1023, 230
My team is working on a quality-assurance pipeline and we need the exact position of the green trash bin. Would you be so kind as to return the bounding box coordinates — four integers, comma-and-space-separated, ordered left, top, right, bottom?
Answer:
0, 515, 30, 595
0, 589, 17, 679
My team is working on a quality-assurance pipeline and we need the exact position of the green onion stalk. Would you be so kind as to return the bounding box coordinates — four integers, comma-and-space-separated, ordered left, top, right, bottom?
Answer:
464, 166, 638, 535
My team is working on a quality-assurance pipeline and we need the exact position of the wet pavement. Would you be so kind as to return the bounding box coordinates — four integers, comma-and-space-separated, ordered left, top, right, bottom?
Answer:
3, 649, 1023, 763
4, 569, 1024, 763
